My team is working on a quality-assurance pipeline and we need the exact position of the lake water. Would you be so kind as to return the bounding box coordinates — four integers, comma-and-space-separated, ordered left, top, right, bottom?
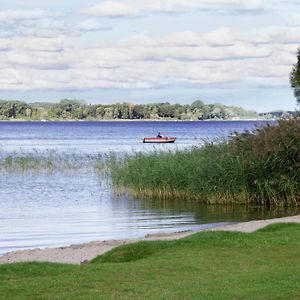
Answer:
0, 120, 271, 155
1, 121, 298, 255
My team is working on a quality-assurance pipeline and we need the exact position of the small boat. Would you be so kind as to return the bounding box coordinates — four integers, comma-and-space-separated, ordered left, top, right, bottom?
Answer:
143, 137, 177, 143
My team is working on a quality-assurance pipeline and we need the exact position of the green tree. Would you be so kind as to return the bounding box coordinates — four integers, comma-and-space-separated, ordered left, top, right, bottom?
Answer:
119, 103, 130, 119
50, 99, 86, 119
157, 102, 176, 118
132, 105, 147, 119
104, 106, 114, 119
96, 105, 105, 119
0, 100, 30, 119
85, 105, 97, 119
190, 100, 208, 120
290, 47, 300, 104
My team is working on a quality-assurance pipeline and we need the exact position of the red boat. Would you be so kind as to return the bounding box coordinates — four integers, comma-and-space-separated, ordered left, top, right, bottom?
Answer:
142, 137, 177, 143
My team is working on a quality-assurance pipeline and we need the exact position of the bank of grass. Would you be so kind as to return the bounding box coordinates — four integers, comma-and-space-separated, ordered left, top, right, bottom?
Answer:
110, 118, 300, 206
0, 223, 300, 299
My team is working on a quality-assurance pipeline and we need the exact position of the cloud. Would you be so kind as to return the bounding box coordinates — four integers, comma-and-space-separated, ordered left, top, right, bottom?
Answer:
0, 9, 62, 23
0, 26, 298, 91
147, 0, 264, 12
76, 19, 112, 32
83, 0, 264, 18
0, 9, 112, 38
240, 0, 264, 10
256, 26, 300, 44
0, 9, 71, 39
83, 2, 139, 17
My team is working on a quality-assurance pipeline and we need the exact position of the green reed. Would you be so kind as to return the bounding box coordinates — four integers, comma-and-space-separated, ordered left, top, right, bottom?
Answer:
110, 117, 300, 206
0, 151, 105, 172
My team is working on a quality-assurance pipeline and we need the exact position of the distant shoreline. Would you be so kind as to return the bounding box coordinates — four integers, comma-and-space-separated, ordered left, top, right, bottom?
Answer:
0, 118, 276, 123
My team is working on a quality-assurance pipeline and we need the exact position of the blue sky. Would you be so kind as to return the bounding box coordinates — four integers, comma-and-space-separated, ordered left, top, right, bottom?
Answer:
0, 0, 300, 111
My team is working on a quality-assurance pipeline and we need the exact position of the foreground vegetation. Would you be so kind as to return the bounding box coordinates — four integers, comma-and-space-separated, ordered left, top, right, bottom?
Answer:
110, 117, 300, 206
0, 223, 300, 299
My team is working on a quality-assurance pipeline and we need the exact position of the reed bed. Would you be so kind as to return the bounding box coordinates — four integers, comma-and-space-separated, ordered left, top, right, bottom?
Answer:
0, 150, 106, 173
110, 117, 300, 206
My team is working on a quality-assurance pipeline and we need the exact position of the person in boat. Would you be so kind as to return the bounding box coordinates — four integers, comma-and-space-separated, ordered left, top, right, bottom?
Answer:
157, 132, 163, 138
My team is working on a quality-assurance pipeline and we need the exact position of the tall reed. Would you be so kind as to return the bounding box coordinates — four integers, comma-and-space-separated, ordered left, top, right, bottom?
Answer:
0, 151, 105, 172
110, 117, 300, 206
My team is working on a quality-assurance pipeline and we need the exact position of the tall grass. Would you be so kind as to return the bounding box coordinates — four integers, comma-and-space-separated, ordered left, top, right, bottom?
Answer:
230, 118, 300, 206
0, 151, 107, 173
110, 117, 300, 206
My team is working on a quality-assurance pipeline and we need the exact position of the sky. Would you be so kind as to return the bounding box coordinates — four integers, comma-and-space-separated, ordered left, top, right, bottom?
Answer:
0, 0, 300, 112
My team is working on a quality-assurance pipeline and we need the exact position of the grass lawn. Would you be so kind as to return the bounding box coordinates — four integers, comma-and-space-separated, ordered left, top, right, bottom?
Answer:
0, 223, 300, 300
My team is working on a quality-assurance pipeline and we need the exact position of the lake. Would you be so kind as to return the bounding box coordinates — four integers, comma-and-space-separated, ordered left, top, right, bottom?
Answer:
1, 121, 298, 255
0, 120, 272, 154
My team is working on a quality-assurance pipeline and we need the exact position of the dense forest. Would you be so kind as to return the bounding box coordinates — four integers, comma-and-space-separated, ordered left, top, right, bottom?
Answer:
0, 99, 293, 121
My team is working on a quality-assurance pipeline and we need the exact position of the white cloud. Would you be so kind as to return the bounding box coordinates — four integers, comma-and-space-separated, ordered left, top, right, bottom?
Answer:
0, 9, 62, 23
77, 19, 112, 32
240, 0, 264, 10
83, 0, 264, 18
83, 2, 139, 17
0, 38, 10, 50
0, 9, 72, 39
256, 26, 300, 44
147, 0, 264, 12
0, 26, 298, 91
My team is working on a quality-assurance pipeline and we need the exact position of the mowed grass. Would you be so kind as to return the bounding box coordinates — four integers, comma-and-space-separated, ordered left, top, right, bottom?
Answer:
1, 223, 300, 300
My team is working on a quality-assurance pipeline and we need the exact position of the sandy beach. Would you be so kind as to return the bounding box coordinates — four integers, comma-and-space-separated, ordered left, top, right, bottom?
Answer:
1, 214, 299, 265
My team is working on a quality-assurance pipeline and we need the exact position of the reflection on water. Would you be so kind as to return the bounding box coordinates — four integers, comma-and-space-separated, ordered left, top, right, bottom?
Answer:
0, 168, 299, 255
136, 198, 300, 223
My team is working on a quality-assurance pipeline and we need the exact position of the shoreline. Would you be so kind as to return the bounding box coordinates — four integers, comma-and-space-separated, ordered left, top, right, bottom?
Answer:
0, 119, 276, 123
1, 214, 299, 265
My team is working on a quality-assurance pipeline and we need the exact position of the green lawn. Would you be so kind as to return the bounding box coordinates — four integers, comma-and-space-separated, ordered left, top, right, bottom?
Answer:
1, 223, 300, 300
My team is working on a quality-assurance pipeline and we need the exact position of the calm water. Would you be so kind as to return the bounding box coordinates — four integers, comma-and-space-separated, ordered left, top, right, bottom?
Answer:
1, 121, 298, 255
0, 120, 271, 154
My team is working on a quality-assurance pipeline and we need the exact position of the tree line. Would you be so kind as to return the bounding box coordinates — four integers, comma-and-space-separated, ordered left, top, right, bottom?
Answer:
0, 99, 264, 121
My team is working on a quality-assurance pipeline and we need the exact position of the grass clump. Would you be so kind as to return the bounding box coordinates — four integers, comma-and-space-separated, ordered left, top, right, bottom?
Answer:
1, 155, 55, 171
0, 151, 108, 173
110, 117, 300, 206
1, 223, 300, 299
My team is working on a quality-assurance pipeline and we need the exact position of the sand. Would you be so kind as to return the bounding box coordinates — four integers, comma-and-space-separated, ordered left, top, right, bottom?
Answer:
1, 214, 299, 265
